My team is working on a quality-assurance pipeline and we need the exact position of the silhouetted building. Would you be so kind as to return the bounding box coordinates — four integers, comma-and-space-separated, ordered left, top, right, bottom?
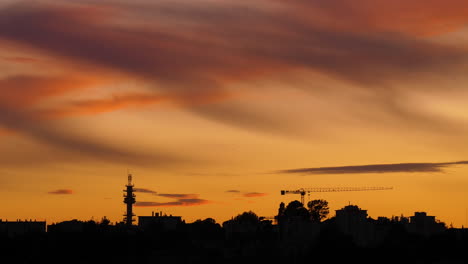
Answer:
47, 219, 84, 233
138, 211, 183, 231
371, 215, 409, 245
407, 212, 445, 236
123, 174, 136, 226
335, 204, 374, 246
389, 215, 410, 224
0, 219, 46, 237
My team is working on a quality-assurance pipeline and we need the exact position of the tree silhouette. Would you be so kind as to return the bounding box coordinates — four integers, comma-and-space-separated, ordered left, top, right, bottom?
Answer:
99, 216, 110, 227
190, 218, 222, 239
233, 211, 260, 224
201, 217, 217, 225
307, 199, 329, 222
283, 200, 309, 220
278, 202, 285, 217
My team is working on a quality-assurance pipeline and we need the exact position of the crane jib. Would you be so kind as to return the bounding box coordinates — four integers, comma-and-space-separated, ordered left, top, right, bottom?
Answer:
280, 187, 393, 205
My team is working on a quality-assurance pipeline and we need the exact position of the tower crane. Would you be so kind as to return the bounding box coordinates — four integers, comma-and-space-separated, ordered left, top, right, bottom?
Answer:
280, 186, 393, 205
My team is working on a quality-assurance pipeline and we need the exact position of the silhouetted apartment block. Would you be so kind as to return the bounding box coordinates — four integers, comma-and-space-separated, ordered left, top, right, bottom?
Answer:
279, 216, 320, 243
0, 219, 46, 237
407, 212, 446, 237
335, 205, 374, 246
138, 211, 183, 231
278, 218, 320, 258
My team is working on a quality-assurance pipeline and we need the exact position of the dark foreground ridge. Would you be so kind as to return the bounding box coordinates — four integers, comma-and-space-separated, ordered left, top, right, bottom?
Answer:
1, 201, 468, 264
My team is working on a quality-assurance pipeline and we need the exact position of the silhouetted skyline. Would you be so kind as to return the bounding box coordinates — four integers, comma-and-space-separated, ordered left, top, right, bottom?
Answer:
3, 198, 468, 263
1, 0, 468, 230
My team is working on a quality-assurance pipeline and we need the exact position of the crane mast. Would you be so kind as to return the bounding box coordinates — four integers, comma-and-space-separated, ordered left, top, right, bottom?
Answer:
280, 186, 393, 205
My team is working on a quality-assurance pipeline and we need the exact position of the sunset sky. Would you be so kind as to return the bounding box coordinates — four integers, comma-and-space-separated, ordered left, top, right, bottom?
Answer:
1, 0, 468, 227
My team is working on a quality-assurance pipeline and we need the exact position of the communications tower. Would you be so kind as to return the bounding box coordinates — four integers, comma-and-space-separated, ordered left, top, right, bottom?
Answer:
123, 174, 136, 226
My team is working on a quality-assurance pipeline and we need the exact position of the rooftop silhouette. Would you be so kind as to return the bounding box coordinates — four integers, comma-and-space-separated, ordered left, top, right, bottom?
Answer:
2, 194, 468, 264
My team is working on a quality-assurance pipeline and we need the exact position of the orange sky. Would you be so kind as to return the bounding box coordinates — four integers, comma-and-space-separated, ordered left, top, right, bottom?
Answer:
1, 0, 468, 227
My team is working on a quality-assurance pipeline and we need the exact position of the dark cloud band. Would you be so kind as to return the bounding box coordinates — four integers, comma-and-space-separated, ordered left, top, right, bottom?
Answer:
277, 161, 468, 175
136, 198, 210, 207
48, 189, 73, 195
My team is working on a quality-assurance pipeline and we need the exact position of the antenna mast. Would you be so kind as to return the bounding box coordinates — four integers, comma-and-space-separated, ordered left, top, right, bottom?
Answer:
123, 173, 136, 226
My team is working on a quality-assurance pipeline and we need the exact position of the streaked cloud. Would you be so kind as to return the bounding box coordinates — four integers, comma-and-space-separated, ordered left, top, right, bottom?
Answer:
277, 161, 468, 175
48, 189, 73, 195
0, 0, 467, 167
226, 189, 267, 198
134, 188, 199, 199
39, 91, 233, 119
0, 108, 181, 165
1, 56, 38, 63
0, 0, 466, 136
243, 192, 268, 198
0, 1, 463, 88
136, 197, 210, 207
287, 0, 468, 36
0, 74, 100, 109
134, 188, 158, 195
134, 189, 207, 206
156, 193, 198, 199
0, 74, 187, 165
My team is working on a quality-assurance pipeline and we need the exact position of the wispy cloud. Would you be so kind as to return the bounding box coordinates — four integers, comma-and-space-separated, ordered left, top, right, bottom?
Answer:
38, 91, 233, 120
1, 1, 464, 89
134, 188, 199, 199
243, 192, 267, 197
226, 189, 268, 198
134, 188, 158, 195
0, 74, 100, 109
0, 74, 185, 166
0, 0, 466, 137
1, 56, 38, 63
157, 193, 198, 199
277, 161, 468, 175
48, 189, 73, 195
38, 93, 169, 119
0, 0, 467, 170
134, 190, 209, 207
288, 0, 468, 36
136, 198, 210, 207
